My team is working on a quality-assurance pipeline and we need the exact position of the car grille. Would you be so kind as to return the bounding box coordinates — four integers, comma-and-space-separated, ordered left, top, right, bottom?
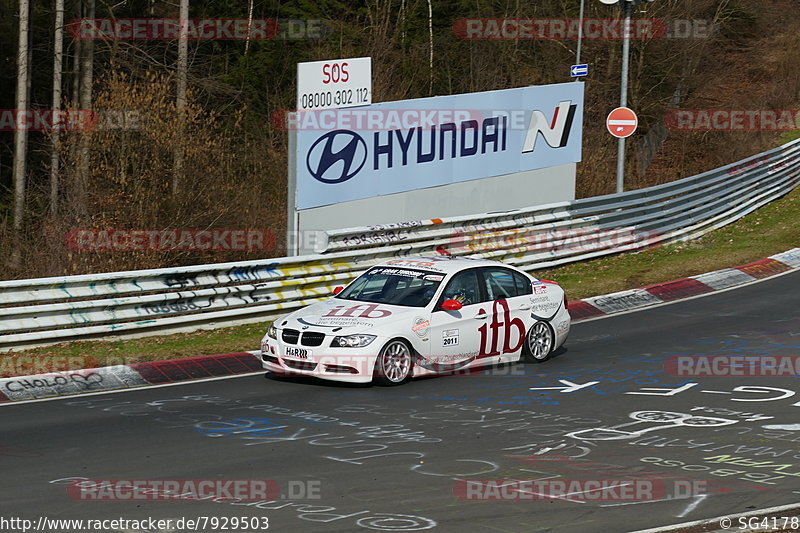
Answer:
300, 332, 325, 347
282, 329, 300, 344
282, 359, 317, 371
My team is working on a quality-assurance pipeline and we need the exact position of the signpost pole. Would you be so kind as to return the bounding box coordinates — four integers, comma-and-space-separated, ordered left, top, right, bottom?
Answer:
287, 118, 299, 256
577, 0, 585, 67
615, 0, 632, 193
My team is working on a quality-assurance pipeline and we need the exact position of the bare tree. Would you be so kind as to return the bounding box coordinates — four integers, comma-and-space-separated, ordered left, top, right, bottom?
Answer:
71, 8, 81, 106
245, 0, 254, 56
77, 0, 95, 218
173, 0, 189, 195
10, 0, 31, 268
427, 0, 433, 94
50, 0, 65, 216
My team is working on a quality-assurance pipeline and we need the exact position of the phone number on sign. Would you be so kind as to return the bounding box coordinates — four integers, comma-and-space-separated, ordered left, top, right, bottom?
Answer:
299, 88, 370, 109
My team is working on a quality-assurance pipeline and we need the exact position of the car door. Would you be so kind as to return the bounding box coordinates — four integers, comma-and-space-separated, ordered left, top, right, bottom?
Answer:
477, 267, 531, 361
425, 268, 486, 372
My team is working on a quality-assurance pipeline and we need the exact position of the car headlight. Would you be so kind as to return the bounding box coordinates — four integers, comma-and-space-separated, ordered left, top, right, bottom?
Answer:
267, 323, 278, 339
331, 334, 376, 348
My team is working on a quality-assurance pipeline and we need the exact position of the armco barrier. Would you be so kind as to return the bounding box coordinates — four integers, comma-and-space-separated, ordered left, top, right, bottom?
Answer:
1, 139, 799, 351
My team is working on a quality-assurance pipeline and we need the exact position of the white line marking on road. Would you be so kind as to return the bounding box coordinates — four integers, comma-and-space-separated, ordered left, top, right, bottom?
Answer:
676, 494, 707, 518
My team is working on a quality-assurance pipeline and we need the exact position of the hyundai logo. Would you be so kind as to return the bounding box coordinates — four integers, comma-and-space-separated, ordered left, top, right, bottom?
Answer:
306, 130, 368, 184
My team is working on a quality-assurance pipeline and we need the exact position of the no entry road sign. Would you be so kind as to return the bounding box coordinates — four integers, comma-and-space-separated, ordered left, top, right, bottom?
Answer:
607, 107, 638, 138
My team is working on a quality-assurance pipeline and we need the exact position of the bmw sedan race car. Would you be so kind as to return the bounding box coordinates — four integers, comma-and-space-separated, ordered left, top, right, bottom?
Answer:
260, 256, 570, 385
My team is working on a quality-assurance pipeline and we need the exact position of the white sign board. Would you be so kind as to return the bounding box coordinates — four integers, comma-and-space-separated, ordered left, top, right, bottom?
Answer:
294, 83, 583, 210
296, 57, 371, 111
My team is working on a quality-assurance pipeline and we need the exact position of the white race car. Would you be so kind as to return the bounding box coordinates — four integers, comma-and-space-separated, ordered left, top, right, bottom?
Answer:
260, 256, 570, 385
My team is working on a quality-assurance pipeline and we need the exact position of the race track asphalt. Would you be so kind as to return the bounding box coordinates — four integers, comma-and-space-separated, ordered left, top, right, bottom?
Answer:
2, 270, 799, 533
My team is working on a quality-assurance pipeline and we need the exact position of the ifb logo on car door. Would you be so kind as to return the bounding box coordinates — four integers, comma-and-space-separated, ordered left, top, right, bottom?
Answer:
306, 129, 368, 183
478, 299, 525, 357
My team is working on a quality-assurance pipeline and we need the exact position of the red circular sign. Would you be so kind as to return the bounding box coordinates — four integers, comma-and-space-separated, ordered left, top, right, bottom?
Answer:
606, 107, 638, 138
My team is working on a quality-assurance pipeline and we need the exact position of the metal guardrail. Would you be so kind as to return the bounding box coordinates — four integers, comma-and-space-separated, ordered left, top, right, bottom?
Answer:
1, 138, 799, 351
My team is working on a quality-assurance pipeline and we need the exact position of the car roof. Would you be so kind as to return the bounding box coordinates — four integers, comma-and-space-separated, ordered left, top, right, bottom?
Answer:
373, 256, 520, 275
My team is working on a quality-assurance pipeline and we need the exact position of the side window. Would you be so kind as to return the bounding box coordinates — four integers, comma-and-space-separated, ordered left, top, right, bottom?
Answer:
513, 271, 533, 296
482, 268, 517, 301
440, 270, 482, 306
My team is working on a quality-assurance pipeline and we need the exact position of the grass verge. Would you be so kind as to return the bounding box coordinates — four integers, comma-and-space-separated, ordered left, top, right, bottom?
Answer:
3, 185, 798, 375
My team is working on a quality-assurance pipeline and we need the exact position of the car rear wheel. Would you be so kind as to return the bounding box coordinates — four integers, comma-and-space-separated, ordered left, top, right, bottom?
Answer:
374, 339, 414, 386
523, 321, 554, 362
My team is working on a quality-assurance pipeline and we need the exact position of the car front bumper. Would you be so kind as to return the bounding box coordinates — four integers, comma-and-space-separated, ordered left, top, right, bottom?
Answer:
260, 335, 382, 384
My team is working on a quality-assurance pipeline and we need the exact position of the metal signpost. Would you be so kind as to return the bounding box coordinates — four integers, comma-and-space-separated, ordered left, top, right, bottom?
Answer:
599, 0, 654, 192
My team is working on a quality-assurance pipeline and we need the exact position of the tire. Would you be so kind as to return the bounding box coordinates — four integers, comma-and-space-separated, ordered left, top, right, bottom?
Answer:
373, 339, 414, 386
523, 321, 555, 362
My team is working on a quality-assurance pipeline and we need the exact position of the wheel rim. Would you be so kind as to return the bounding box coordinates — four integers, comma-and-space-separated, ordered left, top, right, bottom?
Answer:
380, 341, 412, 382
528, 322, 553, 360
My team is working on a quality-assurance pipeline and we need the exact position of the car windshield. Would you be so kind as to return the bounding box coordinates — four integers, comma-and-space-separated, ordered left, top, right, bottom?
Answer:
336, 267, 444, 307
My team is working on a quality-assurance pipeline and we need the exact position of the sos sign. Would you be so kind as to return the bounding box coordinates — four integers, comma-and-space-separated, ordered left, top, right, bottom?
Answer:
296, 57, 372, 111
322, 62, 349, 84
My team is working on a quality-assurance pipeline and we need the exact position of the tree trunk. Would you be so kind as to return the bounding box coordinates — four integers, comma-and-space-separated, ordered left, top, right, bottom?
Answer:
77, 0, 95, 219
10, 0, 31, 269
244, 0, 254, 56
173, 0, 189, 196
427, 0, 433, 95
50, 0, 65, 216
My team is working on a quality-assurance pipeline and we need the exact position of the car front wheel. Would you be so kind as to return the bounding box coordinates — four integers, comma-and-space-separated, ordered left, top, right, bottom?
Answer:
373, 339, 414, 386
523, 321, 555, 362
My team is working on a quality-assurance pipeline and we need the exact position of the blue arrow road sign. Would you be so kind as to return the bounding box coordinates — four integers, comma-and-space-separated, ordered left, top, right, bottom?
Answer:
570, 64, 589, 77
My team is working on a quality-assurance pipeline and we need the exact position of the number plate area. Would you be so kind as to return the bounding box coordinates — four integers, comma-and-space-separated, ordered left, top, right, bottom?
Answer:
284, 347, 310, 359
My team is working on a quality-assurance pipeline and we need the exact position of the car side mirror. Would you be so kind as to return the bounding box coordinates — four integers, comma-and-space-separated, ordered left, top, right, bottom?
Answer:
441, 299, 463, 311
333, 286, 344, 295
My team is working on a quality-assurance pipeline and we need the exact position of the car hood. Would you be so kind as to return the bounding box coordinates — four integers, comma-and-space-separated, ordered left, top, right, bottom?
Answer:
279, 298, 427, 335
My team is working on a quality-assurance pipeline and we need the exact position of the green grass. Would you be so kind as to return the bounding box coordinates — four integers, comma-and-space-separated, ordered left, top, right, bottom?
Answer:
778, 131, 800, 144
536, 185, 799, 299
4, 186, 798, 375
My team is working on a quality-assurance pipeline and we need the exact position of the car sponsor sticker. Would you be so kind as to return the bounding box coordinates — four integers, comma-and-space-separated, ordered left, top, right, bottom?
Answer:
323, 303, 392, 319
533, 285, 548, 295
442, 328, 460, 346
300, 316, 375, 328
284, 347, 310, 359
416, 354, 476, 372
384, 259, 445, 271
530, 295, 561, 315
369, 267, 425, 278
412, 317, 430, 337
424, 274, 444, 282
